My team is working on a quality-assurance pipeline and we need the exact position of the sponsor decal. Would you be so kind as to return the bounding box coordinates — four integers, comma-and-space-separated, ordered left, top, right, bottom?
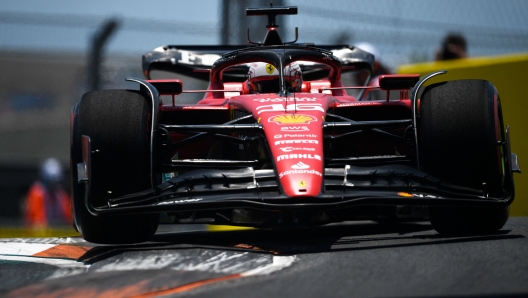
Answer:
279, 169, 322, 178
269, 114, 317, 125
279, 147, 315, 152
157, 198, 203, 205
280, 126, 309, 132
277, 154, 321, 162
216, 55, 237, 64
274, 139, 318, 145
397, 192, 441, 199
285, 134, 316, 138
252, 97, 319, 103
178, 51, 196, 64
274, 134, 316, 138
338, 102, 383, 107
298, 180, 307, 187
291, 162, 310, 169
256, 104, 324, 114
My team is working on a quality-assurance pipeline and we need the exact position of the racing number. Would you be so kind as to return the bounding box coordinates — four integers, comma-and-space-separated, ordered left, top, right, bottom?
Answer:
256, 104, 324, 114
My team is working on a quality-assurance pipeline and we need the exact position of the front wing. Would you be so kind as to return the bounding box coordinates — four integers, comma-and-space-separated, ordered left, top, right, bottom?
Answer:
82, 163, 515, 218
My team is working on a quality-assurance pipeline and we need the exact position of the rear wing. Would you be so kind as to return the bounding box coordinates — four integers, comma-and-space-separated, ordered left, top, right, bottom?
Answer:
142, 44, 375, 81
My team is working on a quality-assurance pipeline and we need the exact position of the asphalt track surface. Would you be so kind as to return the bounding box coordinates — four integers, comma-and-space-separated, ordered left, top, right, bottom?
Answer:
1, 218, 528, 297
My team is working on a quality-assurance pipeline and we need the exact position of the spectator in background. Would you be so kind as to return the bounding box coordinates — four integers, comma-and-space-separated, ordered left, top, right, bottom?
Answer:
24, 158, 71, 227
435, 33, 468, 61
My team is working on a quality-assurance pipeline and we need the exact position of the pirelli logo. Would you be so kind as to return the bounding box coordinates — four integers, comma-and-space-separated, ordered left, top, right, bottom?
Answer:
274, 139, 318, 145
277, 154, 321, 161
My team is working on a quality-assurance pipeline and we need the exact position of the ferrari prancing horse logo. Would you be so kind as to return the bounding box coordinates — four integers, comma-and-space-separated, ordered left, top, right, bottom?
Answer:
265, 64, 275, 75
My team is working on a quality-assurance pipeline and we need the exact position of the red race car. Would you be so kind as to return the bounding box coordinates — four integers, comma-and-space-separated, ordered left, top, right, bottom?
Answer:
70, 5, 520, 244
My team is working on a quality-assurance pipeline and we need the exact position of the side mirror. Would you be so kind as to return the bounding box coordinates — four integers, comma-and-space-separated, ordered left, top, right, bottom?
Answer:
379, 74, 420, 90
301, 82, 312, 93
146, 80, 183, 95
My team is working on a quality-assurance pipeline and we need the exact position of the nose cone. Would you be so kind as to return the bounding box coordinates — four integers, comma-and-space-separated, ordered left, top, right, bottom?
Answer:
228, 93, 331, 198
263, 113, 325, 197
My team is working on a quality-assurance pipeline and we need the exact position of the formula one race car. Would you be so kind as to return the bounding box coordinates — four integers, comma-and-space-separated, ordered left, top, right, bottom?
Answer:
71, 5, 520, 244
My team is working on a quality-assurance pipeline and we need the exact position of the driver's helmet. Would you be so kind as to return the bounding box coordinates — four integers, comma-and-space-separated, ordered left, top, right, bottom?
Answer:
247, 62, 302, 94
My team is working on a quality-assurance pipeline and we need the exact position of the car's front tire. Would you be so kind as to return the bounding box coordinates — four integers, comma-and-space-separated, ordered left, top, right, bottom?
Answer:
71, 90, 159, 244
420, 80, 509, 235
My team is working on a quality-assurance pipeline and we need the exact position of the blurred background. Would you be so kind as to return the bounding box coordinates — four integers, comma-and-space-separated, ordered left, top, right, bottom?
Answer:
1, 0, 527, 231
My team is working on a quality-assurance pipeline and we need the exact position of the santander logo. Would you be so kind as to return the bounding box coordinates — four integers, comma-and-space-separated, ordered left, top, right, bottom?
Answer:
291, 162, 310, 169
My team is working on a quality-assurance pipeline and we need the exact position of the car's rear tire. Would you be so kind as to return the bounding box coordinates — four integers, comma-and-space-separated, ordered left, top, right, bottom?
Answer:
71, 90, 159, 244
420, 80, 508, 235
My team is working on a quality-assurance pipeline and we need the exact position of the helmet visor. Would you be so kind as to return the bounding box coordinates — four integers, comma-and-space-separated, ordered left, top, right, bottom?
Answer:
250, 76, 300, 93
252, 78, 280, 93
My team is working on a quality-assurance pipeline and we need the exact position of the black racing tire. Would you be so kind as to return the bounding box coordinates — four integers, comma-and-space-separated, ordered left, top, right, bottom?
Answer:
70, 90, 159, 244
420, 80, 508, 235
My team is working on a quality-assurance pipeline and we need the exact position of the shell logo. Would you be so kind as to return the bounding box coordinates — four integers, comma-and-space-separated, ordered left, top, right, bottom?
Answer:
269, 114, 317, 125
